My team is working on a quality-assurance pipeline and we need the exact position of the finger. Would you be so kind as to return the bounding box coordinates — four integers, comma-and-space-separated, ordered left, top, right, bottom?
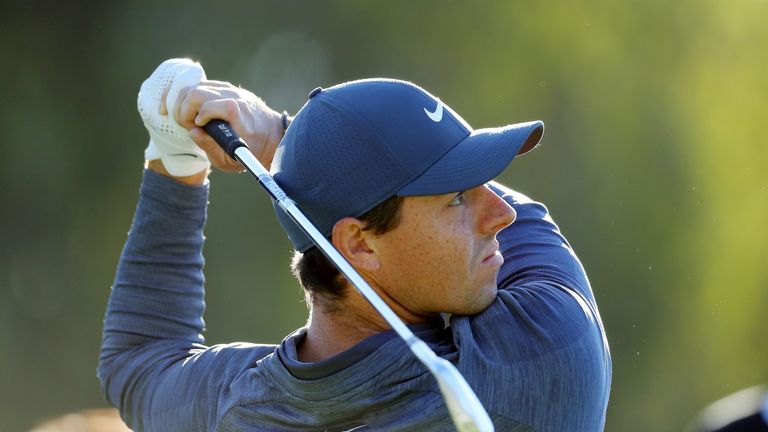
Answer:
189, 126, 212, 146
197, 84, 243, 100
174, 87, 222, 130
190, 128, 234, 170
194, 98, 242, 128
199, 79, 239, 89
196, 81, 255, 104
159, 88, 169, 115
190, 127, 244, 173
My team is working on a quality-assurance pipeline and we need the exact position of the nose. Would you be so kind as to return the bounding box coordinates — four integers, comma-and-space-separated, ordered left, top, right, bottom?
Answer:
478, 185, 516, 235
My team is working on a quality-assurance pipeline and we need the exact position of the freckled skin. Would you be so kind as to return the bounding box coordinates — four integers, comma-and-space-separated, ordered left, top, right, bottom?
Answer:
369, 184, 517, 317
299, 183, 518, 361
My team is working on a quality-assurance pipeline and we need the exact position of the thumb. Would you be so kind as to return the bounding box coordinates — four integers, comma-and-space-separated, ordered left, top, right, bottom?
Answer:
190, 127, 220, 156
189, 127, 211, 146
190, 127, 243, 173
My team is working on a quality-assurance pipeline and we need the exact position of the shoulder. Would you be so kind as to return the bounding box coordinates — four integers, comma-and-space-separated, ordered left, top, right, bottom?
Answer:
453, 283, 602, 363
203, 342, 278, 371
449, 286, 611, 427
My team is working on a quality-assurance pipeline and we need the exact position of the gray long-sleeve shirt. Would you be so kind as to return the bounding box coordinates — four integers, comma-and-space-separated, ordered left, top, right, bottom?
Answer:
99, 169, 611, 431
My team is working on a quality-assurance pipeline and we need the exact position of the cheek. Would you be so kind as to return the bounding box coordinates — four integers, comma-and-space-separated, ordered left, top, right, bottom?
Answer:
381, 228, 435, 279
381, 222, 474, 292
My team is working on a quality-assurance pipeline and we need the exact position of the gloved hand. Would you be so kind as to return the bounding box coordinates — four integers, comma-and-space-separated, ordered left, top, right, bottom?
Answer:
138, 58, 210, 177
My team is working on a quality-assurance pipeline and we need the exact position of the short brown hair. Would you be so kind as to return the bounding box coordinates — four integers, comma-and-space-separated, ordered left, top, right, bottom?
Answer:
291, 195, 404, 310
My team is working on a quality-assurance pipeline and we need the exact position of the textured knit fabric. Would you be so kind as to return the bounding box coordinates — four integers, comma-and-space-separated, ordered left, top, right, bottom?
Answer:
98, 169, 612, 431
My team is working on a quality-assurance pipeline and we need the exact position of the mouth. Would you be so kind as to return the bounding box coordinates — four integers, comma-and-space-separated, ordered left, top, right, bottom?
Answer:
481, 241, 502, 264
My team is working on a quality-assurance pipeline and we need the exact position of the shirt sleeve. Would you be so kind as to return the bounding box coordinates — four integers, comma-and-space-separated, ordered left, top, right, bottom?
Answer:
486, 181, 607, 351
490, 181, 596, 307
450, 182, 611, 431
97, 170, 267, 432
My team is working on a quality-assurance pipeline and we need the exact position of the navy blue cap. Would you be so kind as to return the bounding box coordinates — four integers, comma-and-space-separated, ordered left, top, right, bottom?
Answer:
270, 78, 544, 252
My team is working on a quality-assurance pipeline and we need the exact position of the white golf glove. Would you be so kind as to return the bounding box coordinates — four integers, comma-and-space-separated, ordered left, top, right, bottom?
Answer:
138, 58, 210, 176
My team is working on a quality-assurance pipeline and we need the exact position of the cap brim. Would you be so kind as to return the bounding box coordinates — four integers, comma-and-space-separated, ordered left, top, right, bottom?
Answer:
397, 120, 544, 196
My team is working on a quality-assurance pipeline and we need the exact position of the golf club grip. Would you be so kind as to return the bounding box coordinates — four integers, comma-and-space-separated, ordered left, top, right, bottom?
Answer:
203, 120, 246, 158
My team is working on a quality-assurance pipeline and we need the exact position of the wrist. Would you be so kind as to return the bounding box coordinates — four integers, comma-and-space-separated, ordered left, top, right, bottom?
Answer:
271, 110, 292, 145
146, 159, 209, 186
281, 110, 292, 133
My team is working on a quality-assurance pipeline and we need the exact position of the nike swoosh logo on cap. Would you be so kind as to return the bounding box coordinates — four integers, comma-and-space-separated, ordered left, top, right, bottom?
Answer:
424, 100, 443, 122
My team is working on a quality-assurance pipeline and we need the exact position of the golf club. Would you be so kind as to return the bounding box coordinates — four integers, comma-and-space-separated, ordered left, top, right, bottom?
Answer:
203, 119, 495, 432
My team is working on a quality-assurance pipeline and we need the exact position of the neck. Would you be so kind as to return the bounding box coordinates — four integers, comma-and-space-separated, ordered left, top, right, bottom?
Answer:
297, 284, 433, 363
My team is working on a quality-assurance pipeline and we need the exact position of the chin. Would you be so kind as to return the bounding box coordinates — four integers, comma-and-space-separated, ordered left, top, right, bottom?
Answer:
454, 285, 498, 315
475, 294, 498, 313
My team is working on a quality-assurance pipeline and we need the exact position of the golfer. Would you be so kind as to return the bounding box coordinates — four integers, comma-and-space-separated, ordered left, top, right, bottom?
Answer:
99, 60, 612, 431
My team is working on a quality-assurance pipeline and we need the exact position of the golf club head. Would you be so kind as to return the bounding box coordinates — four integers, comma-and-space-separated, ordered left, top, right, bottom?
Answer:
432, 356, 494, 431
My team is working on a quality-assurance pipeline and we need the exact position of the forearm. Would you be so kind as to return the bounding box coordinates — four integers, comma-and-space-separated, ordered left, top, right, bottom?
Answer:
99, 169, 209, 398
490, 181, 595, 304
97, 59, 288, 429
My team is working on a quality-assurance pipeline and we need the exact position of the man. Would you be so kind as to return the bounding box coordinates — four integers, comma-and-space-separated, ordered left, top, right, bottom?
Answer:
99, 59, 612, 431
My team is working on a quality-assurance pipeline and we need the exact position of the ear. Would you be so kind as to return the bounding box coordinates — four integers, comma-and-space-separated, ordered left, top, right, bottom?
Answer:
331, 217, 381, 272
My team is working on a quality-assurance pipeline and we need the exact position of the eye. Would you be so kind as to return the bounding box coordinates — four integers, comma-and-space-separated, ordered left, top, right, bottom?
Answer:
448, 191, 465, 206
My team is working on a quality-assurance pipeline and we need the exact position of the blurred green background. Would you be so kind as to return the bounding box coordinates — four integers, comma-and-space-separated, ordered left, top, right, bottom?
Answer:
1, 0, 766, 430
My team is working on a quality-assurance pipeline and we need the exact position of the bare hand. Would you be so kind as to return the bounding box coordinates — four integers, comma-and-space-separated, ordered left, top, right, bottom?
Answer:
161, 80, 284, 173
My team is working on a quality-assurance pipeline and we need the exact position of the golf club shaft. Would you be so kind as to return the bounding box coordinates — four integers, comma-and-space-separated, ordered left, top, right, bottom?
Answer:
203, 120, 493, 431
205, 121, 423, 347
